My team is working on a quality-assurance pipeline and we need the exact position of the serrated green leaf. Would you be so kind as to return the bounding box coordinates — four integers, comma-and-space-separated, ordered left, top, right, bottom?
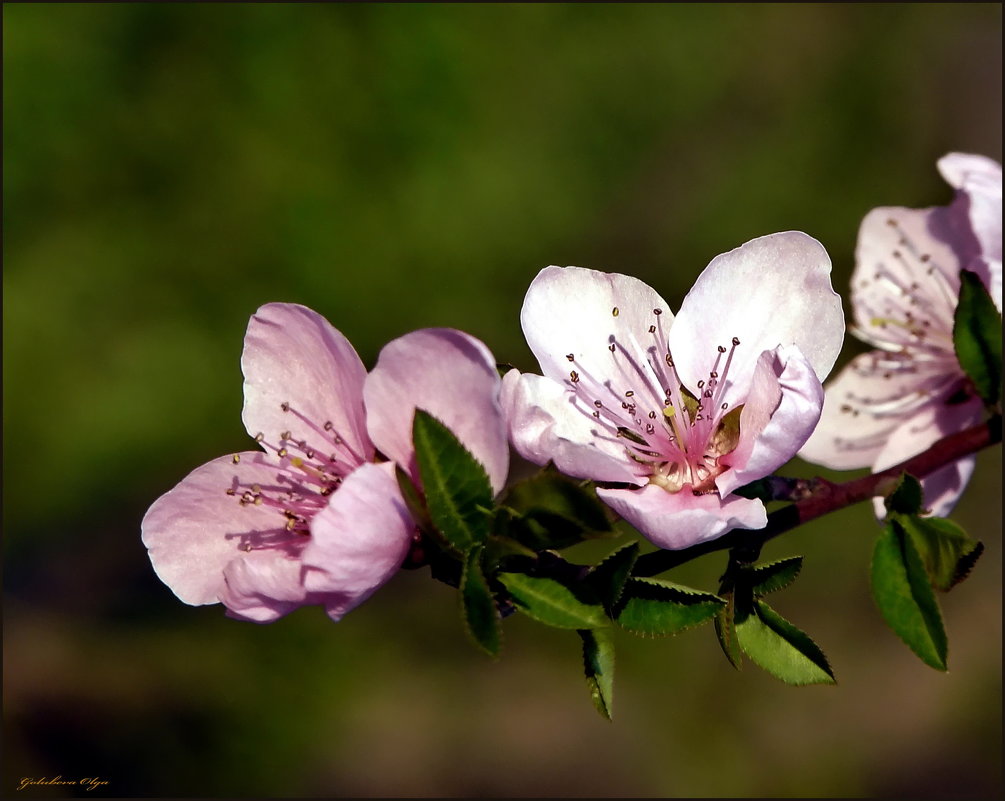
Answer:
615, 577, 724, 637
714, 590, 742, 669
498, 572, 609, 629
871, 522, 947, 670
895, 514, 985, 592
953, 269, 1003, 406
579, 629, 615, 721
460, 546, 501, 657
586, 542, 639, 612
883, 473, 924, 516
749, 556, 803, 597
413, 409, 493, 553
735, 600, 835, 685
498, 469, 612, 550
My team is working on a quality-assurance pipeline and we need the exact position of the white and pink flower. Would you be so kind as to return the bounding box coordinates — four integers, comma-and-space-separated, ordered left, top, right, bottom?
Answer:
141, 303, 508, 623
799, 153, 1002, 516
502, 232, 844, 550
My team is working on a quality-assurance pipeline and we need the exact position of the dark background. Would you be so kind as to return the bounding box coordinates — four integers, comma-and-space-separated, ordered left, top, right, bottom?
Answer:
4, 4, 1002, 797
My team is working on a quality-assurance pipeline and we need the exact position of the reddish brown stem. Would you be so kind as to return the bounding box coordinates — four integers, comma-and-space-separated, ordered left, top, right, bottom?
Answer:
633, 415, 1002, 577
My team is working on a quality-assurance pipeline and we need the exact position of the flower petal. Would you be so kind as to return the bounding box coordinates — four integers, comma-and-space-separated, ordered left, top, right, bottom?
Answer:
219, 550, 311, 623
938, 153, 1002, 263
520, 265, 674, 396
363, 328, 509, 493
668, 232, 843, 400
241, 303, 372, 467
869, 395, 984, 518
500, 369, 645, 485
851, 206, 967, 347
939, 153, 1003, 312
301, 462, 415, 621
140, 451, 295, 606
716, 345, 823, 497
597, 484, 767, 550
798, 350, 959, 471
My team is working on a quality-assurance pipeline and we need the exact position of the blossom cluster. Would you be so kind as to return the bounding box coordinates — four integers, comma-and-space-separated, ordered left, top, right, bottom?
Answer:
142, 153, 1001, 624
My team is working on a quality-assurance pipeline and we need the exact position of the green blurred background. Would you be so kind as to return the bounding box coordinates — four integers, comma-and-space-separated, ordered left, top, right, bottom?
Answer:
4, 3, 1002, 797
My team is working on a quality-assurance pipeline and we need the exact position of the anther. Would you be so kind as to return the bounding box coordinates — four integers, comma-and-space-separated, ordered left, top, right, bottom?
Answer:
731, 337, 740, 346
594, 400, 603, 408
232, 454, 240, 464
653, 308, 662, 315
280, 430, 292, 441
566, 353, 575, 361
718, 345, 727, 353
324, 421, 333, 431
625, 390, 635, 397
278, 448, 288, 457
609, 344, 616, 353
570, 370, 580, 383
648, 325, 656, 333
612, 307, 620, 317
255, 432, 265, 442
281, 401, 290, 412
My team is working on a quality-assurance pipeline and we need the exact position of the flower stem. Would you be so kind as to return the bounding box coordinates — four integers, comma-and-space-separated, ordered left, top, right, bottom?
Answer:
632, 414, 1003, 577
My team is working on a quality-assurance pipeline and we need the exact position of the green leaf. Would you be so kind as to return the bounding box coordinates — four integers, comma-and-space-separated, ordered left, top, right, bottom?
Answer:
713, 589, 742, 669
735, 600, 835, 685
579, 629, 615, 721
413, 409, 494, 553
953, 269, 1003, 407
615, 577, 724, 637
481, 535, 538, 573
883, 473, 924, 516
498, 572, 609, 629
586, 542, 639, 612
460, 547, 501, 657
498, 469, 612, 550
871, 521, 947, 670
748, 556, 803, 597
895, 514, 985, 592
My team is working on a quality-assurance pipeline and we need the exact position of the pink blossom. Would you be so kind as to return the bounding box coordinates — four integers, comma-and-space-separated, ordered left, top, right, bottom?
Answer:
502, 232, 844, 550
799, 154, 1002, 517
141, 303, 507, 623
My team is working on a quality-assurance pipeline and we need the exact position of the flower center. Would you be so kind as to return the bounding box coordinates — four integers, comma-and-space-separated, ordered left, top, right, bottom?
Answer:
224, 401, 364, 552
563, 307, 744, 496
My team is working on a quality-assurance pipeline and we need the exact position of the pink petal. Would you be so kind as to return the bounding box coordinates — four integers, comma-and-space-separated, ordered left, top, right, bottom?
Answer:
220, 549, 311, 623
140, 451, 296, 607
301, 462, 415, 621
798, 350, 956, 471
870, 395, 984, 518
716, 345, 823, 497
364, 328, 509, 494
668, 232, 844, 403
938, 152, 1003, 312
241, 303, 373, 468
851, 206, 964, 346
597, 484, 767, 550
519, 265, 674, 399
500, 369, 645, 485
938, 152, 1003, 261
